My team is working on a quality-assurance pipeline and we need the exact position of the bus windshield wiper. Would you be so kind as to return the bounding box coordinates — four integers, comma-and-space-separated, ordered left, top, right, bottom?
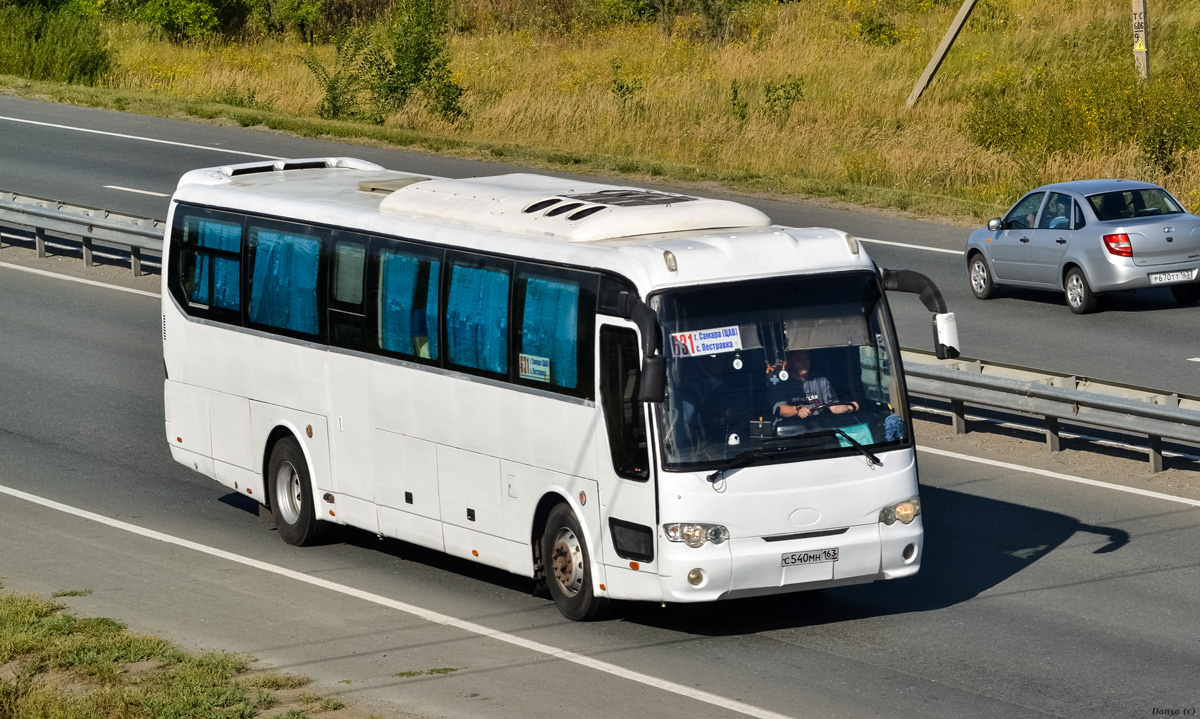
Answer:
798, 429, 882, 466
706, 449, 776, 483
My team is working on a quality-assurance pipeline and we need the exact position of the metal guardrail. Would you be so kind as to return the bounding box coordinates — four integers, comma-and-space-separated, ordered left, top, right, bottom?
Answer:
0, 191, 165, 276
3, 191, 1197, 471
902, 350, 1200, 472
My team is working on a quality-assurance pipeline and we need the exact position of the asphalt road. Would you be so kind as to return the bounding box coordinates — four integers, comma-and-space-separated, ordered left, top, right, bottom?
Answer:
2, 94, 1199, 392
2, 219, 1200, 718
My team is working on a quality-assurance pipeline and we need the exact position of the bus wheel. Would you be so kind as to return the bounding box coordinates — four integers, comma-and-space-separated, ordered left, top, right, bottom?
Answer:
268, 437, 325, 547
542, 504, 609, 621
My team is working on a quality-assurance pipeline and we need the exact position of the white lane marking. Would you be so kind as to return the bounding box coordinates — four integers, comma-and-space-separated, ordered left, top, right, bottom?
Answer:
104, 185, 169, 197
859, 237, 963, 256
0, 484, 797, 719
0, 115, 284, 160
917, 446, 1200, 508
1188, 358, 1200, 363
0, 262, 159, 298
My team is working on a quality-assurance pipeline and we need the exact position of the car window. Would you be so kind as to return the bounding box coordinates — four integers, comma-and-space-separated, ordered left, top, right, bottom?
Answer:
1005, 192, 1045, 230
1037, 192, 1072, 230
1073, 201, 1087, 230
1088, 188, 1183, 221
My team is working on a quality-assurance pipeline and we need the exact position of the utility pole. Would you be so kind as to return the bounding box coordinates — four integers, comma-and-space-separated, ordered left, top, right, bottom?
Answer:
906, 0, 978, 109
1131, 0, 1149, 80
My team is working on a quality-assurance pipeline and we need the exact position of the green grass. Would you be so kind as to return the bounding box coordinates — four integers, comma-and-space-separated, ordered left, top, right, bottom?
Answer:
0, 585, 332, 719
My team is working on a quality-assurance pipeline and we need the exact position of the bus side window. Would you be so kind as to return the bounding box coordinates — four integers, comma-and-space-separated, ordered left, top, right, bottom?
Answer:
446, 256, 511, 375
373, 244, 442, 361
513, 266, 596, 397
245, 223, 325, 337
177, 213, 242, 313
600, 326, 649, 481
329, 237, 367, 350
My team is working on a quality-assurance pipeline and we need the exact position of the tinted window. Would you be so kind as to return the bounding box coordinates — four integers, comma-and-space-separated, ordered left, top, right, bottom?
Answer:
600, 327, 649, 480
333, 241, 365, 304
446, 257, 511, 374
518, 274, 580, 388
1037, 192, 1072, 230
1074, 201, 1087, 229
178, 215, 242, 311
1089, 188, 1184, 221
246, 224, 323, 336
1005, 192, 1045, 230
374, 244, 441, 360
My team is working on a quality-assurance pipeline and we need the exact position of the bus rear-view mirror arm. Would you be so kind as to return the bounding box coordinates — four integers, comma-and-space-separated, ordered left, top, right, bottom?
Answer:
616, 292, 668, 403
881, 268, 960, 360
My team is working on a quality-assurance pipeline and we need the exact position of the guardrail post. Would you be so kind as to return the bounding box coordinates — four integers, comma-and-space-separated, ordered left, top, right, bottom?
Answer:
82, 237, 93, 268
35, 227, 47, 258
1149, 435, 1163, 473
131, 247, 143, 277
950, 399, 967, 434
1046, 416, 1062, 452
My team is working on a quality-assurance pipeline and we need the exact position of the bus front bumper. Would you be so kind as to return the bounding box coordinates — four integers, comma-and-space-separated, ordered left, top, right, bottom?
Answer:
655, 518, 923, 603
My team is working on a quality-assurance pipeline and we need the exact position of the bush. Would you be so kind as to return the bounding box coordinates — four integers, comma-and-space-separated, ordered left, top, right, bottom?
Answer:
301, 28, 370, 119
362, 0, 464, 121
133, 0, 252, 38
0, 4, 113, 84
966, 58, 1200, 173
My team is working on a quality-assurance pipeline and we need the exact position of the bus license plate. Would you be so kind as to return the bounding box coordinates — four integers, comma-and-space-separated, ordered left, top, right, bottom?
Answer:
1149, 269, 1197, 285
781, 548, 839, 567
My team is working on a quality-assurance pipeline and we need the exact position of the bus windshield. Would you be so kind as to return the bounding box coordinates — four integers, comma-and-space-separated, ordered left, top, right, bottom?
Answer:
654, 271, 909, 471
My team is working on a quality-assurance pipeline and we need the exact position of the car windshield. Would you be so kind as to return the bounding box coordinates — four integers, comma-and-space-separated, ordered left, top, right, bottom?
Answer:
653, 271, 910, 471
1088, 188, 1183, 221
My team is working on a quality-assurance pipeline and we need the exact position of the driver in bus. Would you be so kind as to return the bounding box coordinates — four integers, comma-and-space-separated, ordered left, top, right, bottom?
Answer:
773, 349, 859, 418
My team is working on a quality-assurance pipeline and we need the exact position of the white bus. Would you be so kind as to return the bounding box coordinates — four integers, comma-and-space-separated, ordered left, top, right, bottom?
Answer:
162, 157, 959, 620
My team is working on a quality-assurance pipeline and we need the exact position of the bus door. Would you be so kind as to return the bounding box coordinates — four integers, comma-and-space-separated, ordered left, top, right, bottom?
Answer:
594, 320, 659, 592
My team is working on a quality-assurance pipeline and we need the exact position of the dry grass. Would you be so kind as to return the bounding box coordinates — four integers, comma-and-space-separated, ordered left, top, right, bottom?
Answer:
77, 0, 1200, 220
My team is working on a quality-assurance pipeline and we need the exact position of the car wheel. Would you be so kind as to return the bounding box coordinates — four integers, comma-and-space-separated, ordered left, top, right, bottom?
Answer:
1170, 282, 1200, 305
541, 504, 609, 621
1064, 267, 1098, 314
268, 437, 326, 546
968, 254, 999, 300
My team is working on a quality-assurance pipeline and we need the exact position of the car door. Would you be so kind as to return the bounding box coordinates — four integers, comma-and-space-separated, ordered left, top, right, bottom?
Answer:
990, 192, 1044, 283
1028, 191, 1074, 286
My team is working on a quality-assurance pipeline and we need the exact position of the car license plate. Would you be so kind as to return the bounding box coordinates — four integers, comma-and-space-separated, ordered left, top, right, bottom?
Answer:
781, 547, 839, 567
1149, 269, 1198, 285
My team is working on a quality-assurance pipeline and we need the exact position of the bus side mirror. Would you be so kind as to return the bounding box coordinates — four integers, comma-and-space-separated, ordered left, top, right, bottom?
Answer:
638, 355, 667, 403
882, 268, 960, 360
934, 312, 960, 360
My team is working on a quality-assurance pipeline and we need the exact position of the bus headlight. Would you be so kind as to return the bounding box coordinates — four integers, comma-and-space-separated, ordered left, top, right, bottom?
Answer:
664, 523, 729, 548
879, 497, 921, 526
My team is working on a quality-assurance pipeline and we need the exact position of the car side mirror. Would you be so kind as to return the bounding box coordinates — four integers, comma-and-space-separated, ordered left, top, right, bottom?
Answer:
987, 218, 1003, 232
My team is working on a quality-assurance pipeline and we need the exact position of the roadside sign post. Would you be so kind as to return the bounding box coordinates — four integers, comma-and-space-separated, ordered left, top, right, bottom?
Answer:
1132, 0, 1149, 80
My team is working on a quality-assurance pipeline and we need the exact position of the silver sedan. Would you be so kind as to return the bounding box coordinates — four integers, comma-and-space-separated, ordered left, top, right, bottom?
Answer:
965, 179, 1200, 313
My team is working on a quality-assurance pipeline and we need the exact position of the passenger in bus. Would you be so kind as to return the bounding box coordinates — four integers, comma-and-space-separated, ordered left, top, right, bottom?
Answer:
773, 349, 859, 418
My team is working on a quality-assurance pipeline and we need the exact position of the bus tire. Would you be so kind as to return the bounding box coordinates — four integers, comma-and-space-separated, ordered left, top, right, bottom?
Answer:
542, 504, 609, 621
268, 437, 325, 547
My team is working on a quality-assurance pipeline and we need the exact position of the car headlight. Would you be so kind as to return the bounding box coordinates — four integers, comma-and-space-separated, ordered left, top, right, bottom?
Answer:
879, 497, 921, 525
664, 523, 729, 548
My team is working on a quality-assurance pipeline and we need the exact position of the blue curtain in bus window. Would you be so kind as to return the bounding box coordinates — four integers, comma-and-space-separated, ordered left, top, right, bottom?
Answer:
248, 229, 320, 334
521, 277, 579, 388
379, 252, 440, 359
189, 219, 241, 309
447, 264, 509, 373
